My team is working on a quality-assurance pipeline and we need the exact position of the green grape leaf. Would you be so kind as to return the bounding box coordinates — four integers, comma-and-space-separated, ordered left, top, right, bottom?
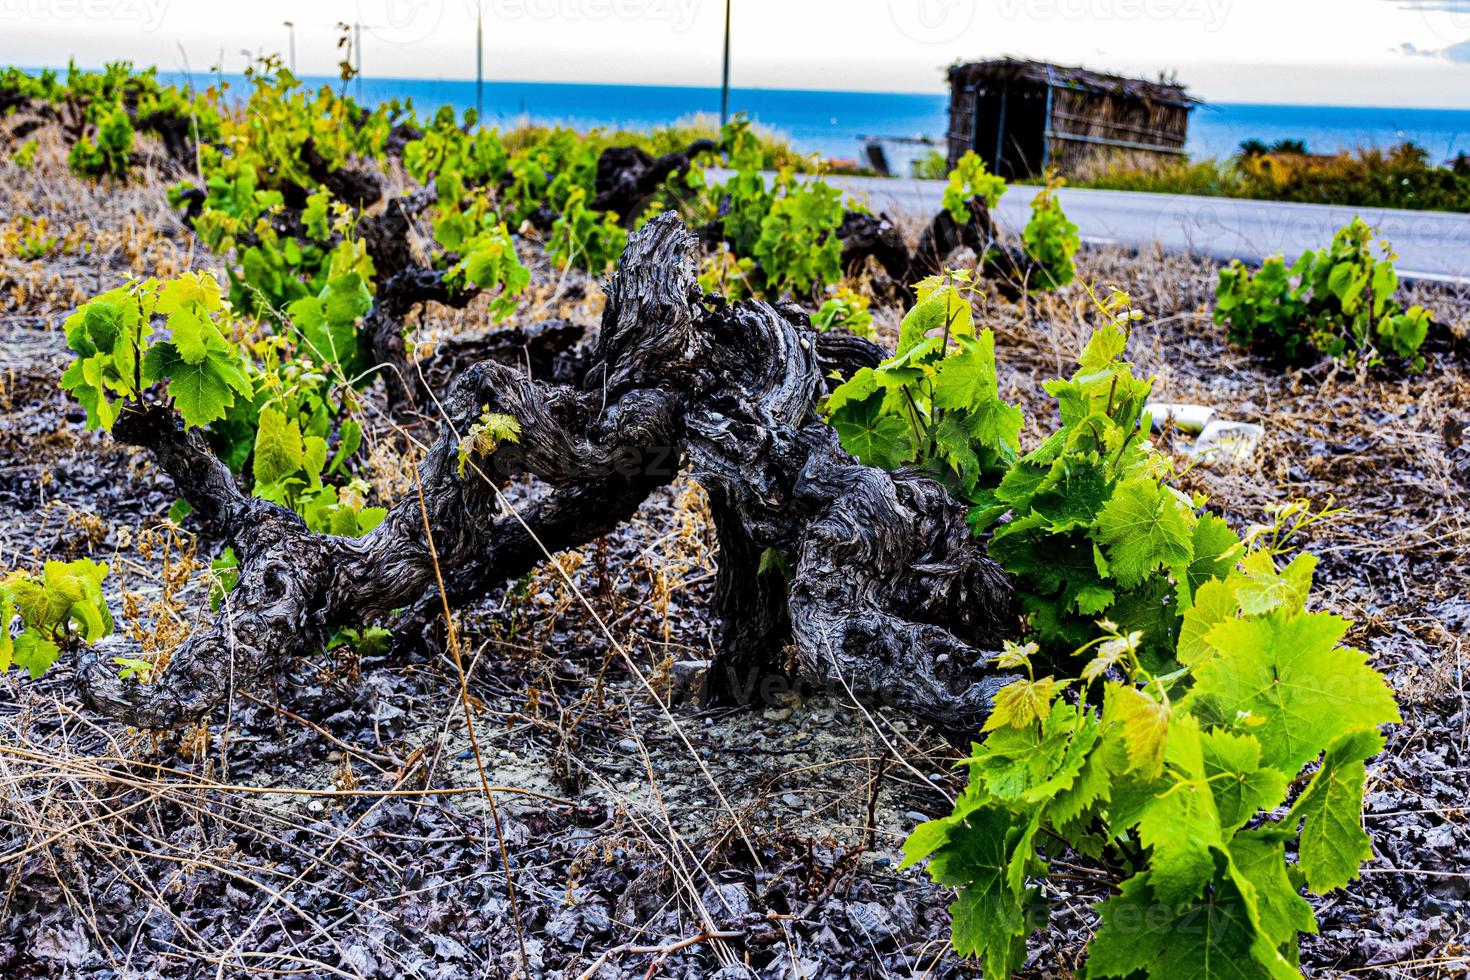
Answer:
1088, 866, 1285, 980
1030, 452, 1109, 532
1234, 551, 1317, 616
1094, 478, 1193, 589
1188, 513, 1244, 593
156, 271, 223, 313
1179, 577, 1239, 668
1078, 322, 1128, 374
302, 435, 328, 488
824, 366, 879, 415
144, 342, 253, 428
1105, 681, 1170, 780
1195, 611, 1399, 773
0, 591, 14, 672
933, 412, 981, 493
932, 332, 998, 409
984, 676, 1063, 732
1135, 716, 1221, 908
896, 285, 969, 358
12, 631, 62, 679
924, 805, 1030, 977
328, 418, 363, 476
1229, 832, 1317, 947
357, 506, 388, 534
1201, 729, 1290, 834
253, 406, 305, 486
966, 395, 1024, 455
166, 305, 216, 364
1046, 740, 1111, 832
830, 393, 916, 470
1293, 729, 1384, 894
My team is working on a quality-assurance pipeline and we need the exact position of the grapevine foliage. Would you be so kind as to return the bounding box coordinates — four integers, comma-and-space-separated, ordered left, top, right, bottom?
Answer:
943, 150, 1007, 221
750, 168, 845, 297
979, 290, 1188, 669
877, 290, 1401, 978
59, 272, 382, 536
696, 244, 756, 302
1022, 173, 1081, 291
1, 560, 113, 678
4, 61, 219, 183
457, 408, 523, 477
936, 152, 1081, 294
68, 103, 133, 180
60, 272, 252, 430
1215, 217, 1432, 370
811, 286, 875, 339
704, 118, 847, 298
10, 138, 38, 169
824, 271, 1022, 494
549, 185, 628, 275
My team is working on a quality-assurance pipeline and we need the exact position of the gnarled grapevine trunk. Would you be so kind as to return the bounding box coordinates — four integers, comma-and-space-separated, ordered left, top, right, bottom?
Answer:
838, 195, 1036, 301
592, 140, 717, 218
78, 214, 1018, 739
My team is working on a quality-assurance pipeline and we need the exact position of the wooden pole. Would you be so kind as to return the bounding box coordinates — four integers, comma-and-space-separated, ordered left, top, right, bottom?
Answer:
719, 0, 731, 126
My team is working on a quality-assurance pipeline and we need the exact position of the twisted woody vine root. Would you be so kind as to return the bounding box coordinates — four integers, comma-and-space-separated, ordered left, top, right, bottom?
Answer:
78, 214, 1020, 737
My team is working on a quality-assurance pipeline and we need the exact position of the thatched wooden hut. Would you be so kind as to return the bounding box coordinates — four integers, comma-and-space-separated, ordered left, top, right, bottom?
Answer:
946, 59, 1196, 179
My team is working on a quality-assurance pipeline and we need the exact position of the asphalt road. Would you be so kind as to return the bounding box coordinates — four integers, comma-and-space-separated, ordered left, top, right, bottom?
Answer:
803, 173, 1470, 285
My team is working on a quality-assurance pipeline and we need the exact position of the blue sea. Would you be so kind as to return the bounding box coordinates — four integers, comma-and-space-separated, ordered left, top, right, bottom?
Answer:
145, 71, 1470, 171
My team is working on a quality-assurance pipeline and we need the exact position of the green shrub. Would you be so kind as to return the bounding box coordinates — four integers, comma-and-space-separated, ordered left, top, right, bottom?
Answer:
1215, 217, 1432, 370
912, 148, 948, 180
1, 559, 113, 678
823, 270, 1021, 497
1073, 142, 1470, 213
549, 184, 628, 275
943, 151, 1008, 221
715, 117, 844, 298
811, 286, 875, 339
68, 103, 133, 180
10, 139, 37, 169
1021, 174, 1081, 291
865, 289, 1402, 980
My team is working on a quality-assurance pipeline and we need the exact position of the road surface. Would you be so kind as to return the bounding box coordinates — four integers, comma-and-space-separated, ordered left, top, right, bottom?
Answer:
738, 171, 1470, 285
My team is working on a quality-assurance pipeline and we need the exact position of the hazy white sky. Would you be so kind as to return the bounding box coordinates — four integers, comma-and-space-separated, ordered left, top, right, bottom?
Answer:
2, 0, 1470, 106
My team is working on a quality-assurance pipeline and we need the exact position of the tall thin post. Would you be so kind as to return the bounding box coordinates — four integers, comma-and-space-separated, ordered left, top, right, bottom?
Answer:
476, 4, 484, 119
284, 21, 295, 73
354, 22, 362, 101
719, 0, 731, 125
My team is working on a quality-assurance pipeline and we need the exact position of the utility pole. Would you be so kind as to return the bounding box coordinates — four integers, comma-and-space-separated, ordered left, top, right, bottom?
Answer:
284, 20, 295, 73
476, 3, 484, 119
720, 0, 731, 126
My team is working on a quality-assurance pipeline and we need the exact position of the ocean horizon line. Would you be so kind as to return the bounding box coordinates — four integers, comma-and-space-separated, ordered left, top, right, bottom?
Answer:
11, 63, 1470, 116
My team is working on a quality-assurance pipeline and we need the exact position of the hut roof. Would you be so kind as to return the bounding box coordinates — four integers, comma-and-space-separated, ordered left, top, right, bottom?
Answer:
948, 58, 1197, 108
